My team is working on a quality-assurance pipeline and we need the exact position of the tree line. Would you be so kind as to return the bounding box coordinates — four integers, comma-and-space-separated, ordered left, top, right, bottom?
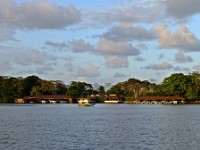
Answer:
0, 75, 105, 103
108, 72, 200, 101
1, 72, 200, 103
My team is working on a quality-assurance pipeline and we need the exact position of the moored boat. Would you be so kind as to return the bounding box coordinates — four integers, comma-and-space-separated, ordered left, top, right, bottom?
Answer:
78, 98, 95, 106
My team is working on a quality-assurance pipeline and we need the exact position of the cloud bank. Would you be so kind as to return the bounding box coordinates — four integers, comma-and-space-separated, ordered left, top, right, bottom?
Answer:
0, 0, 81, 29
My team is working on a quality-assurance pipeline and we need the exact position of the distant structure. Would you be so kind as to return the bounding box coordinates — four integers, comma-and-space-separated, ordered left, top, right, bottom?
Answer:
135, 96, 185, 104
14, 95, 187, 104
15, 95, 73, 104
104, 94, 124, 104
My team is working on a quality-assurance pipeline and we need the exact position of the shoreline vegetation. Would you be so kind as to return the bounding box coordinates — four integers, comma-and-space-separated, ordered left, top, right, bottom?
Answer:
1, 72, 200, 104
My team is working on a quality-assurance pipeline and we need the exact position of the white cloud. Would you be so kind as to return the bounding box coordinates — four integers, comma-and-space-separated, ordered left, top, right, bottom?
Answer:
0, 25, 16, 41
144, 62, 173, 70
85, 3, 163, 27
134, 56, 145, 61
105, 56, 129, 68
0, 61, 13, 73
65, 62, 74, 72
67, 38, 140, 57
36, 65, 54, 75
193, 64, 200, 71
76, 64, 100, 78
135, 43, 148, 50
102, 24, 155, 42
45, 41, 67, 51
175, 52, 193, 63
0, 46, 57, 75
158, 54, 165, 60
174, 66, 190, 72
113, 72, 126, 78
99, 23, 200, 54
162, 0, 200, 18
68, 39, 96, 53
77, 0, 166, 30
0, 0, 81, 29
97, 38, 140, 68
98, 38, 140, 56
66, 38, 140, 69
16, 51, 56, 66
153, 24, 200, 52
0, 49, 55, 66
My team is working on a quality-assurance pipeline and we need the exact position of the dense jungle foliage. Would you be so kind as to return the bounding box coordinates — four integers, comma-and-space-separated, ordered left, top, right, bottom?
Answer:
1, 72, 200, 103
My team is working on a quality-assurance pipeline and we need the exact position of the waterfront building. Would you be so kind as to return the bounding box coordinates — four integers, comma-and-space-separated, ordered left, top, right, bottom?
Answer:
136, 96, 185, 104
18, 95, 73, 104
104, 94, 124, 104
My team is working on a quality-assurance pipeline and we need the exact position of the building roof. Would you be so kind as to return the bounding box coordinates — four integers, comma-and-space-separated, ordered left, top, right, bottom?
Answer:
136, 96, 185, 101
24, 95, 72, 100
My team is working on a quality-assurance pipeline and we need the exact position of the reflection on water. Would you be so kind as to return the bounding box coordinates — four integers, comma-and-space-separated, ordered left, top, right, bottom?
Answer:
0, 104, 200, 150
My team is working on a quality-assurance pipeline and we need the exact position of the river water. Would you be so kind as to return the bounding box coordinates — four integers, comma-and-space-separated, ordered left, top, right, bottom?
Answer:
0, 104, 200, 150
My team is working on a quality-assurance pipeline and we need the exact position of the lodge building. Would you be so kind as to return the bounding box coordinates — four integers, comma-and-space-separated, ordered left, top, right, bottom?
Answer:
135, 96, 185, 104
104, 94, 124, 104
15, 95, 74, 104
15, 95, 186, 104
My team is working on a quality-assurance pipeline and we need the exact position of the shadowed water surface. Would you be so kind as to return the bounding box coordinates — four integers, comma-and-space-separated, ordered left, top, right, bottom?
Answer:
0, 104, 200, 150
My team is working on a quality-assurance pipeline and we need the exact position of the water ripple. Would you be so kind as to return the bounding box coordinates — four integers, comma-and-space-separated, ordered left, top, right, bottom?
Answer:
1, 104, 200, 149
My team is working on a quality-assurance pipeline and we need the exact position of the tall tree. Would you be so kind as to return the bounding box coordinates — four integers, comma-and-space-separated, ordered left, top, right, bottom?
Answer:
159, 73, 190, 96
0, 77, 21, 103
185, 72, 200, 100
23, 75, 41, 96
107, 83, 125, 96
98, 85, 105, 94
67, 81, 93, 98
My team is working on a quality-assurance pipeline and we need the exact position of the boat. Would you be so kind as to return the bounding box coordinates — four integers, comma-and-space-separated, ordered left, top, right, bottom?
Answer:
78, 98, 95, 106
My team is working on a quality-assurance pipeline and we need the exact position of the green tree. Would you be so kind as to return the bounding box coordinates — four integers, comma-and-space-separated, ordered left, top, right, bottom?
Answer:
159, 73, 190, 97
67, 81, 93, 98
122, 78, 143, 99
56, 81, 68, 95
0, 77, 21, 103
107, 83, 125, 96
185, 72, 200, 100
30, 86, 41, 96
40, 80, 49, 95
98, 85, 105, 94
23, 75, 41, 96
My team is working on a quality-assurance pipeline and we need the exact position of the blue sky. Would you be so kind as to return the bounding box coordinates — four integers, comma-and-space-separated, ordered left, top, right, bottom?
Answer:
1, 0, 200, 85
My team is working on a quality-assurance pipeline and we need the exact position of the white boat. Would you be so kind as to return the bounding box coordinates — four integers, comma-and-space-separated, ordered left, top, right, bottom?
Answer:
78, 98, 95, 106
